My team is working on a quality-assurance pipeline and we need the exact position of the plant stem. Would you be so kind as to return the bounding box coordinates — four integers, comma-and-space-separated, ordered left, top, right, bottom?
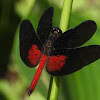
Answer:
47, 76, 60, 100
47, 0, 73, 100
60, 0, 73, 32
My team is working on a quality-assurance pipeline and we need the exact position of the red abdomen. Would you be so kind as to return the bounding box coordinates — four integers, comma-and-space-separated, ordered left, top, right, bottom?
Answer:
28, 55, 47, 96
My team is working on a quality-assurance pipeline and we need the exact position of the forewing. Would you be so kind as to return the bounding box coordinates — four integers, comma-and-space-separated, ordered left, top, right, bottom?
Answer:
53, 20, 97, 49
37, 7, 54, 44
19, 20, 42, 67
46, 45, 100, 76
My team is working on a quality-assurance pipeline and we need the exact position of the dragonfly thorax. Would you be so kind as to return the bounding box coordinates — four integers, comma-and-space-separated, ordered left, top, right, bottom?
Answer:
43, 27, 62, 55
43, 40, 54, 55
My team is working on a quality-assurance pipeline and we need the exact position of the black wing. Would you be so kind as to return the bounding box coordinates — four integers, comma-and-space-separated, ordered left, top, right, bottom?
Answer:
19, 20, 42, 67
53, 20, 97, 49
37, 7, 54, 44
46, 45, 100, 76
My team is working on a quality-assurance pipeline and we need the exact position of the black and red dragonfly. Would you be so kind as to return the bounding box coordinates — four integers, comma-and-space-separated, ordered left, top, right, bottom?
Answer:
19, 7, 100, 96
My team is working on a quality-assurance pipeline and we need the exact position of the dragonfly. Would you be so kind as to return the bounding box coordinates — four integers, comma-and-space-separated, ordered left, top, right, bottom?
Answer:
19, 7, 100, 96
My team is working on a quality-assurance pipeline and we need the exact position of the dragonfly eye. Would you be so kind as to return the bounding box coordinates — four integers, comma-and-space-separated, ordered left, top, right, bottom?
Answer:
51, 27, 62, 37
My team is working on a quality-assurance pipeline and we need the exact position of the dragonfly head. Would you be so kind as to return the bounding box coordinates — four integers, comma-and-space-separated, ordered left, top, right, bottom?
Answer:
51, 27, 62, 37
